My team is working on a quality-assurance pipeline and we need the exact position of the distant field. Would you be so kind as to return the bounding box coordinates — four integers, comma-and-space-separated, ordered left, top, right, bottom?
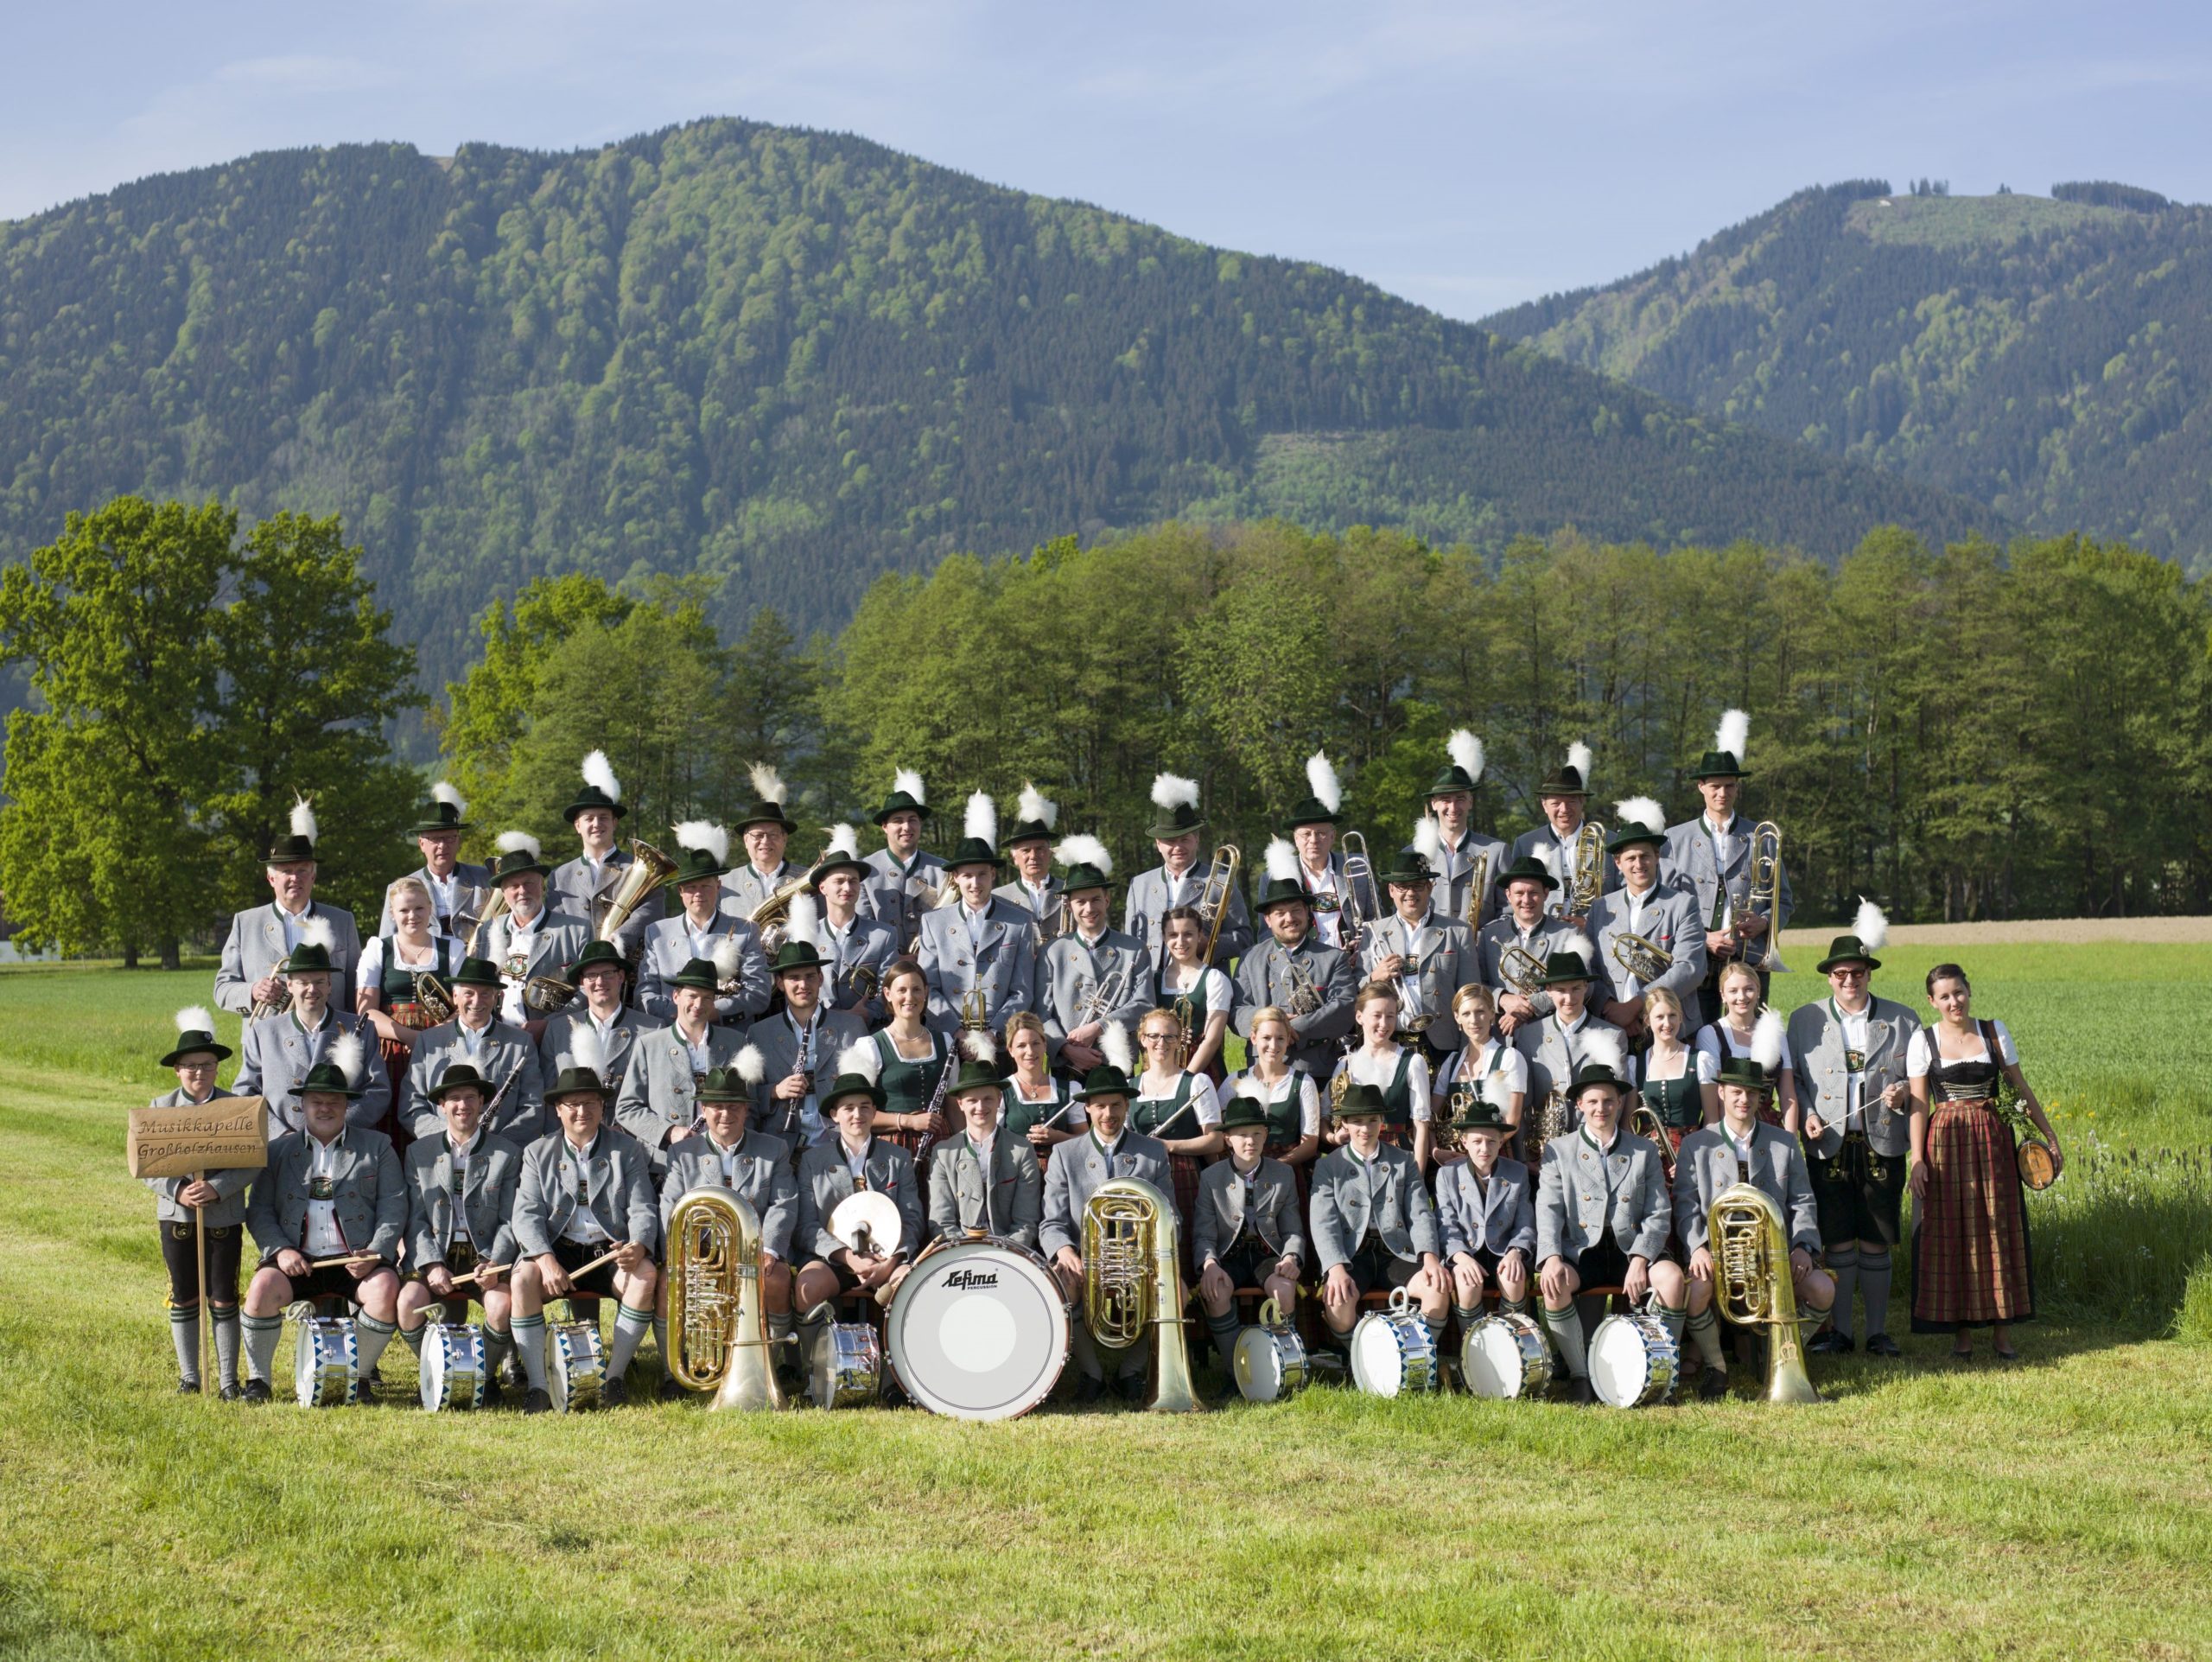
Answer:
2, 947, 2209, 1659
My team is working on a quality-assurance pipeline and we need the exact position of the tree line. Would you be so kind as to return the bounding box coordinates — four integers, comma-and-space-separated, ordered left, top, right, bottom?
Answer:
5, 502, 2207, 963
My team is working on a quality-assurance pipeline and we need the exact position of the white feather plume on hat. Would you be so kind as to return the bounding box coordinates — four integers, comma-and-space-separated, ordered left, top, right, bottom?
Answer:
963, 790, 997, 849
1150, 773, 1200, 812
568, 1019, 606, 1079
1017, 782, 1058, 830
299, 914, 336, 952
673, 821, 729, 866
581, 749, 621, 802
1305, 751, 1342, 813
710, 938, 743, 982
893, 767, 925, 806
1580, 1028, 1625, 1082
1263, 837, 1299, 884
1562, 932, 1596, 971
822, 823, 861, 861
1053, 834, 1111, 876
1613, 796, 1664, 837
495, 830, 541, 863
962, 1028, 997, 1064
289, 795, 318, 844
785, 893, 821, 952
1446, 729, 1484, 783
430, 780, 464, 813
329, 1029, 365, 1085
747, 761, 787, 806
1100, 1020, 1134, 1075
1715, 709, 1751, 762
1566, 742, 1593, 784
1853, 897, 1891, 952
1413, 816, 1443, 863
1535, 844, 1560, 882
175, 1005, 214, 1036
835, 1036, 882, 1085
734, 1044, 766, 1086
1751, 1007, 1786, 1073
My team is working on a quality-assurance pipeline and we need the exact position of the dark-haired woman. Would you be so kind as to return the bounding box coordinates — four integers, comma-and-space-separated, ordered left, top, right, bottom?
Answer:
1906, 962, 2063, 1360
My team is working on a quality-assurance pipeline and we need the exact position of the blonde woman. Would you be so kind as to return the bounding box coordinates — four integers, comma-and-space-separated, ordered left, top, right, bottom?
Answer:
1430, 983, 1528, 1139
1328, 983, 1433, 1169
1001, 1012, 1080, 1162
1695, 961, 1800, 1132
1635, 988, 1704, 1155
1225, 1005, 1322, 1209
1129, 1007, 1224, 1231
357, 876, 463, 1058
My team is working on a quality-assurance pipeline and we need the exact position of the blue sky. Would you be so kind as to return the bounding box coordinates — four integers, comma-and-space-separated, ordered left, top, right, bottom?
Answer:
4, 2, 2203, 320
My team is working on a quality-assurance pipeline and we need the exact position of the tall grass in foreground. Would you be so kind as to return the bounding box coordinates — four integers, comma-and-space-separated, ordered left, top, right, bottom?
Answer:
2028, 1135, 2212, 1337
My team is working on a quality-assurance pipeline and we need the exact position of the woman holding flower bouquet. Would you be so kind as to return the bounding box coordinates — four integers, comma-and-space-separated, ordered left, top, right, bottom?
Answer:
1906, 961, 2063, 1360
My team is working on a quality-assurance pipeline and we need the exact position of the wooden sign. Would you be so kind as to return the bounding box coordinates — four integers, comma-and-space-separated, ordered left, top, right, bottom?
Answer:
126, 1098, 269, 1180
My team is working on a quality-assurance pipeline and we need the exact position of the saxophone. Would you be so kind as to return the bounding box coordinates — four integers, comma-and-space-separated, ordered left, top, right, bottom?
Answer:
1080, 1178, 1201, 1413
1709, 1182, 1821, 1404
664, 1187, 786, 1410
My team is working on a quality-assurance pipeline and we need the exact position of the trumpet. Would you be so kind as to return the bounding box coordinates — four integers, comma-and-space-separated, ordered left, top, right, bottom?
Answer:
1338, 831, 1381, 952
1080, 1178, 1201, 1412
1497, 942, 1548, 999
1564, 820, 1607, 919
1610, 930, 1673, 985
247, 981, 295, 1022
1073, 960, 1133, 1026
1194, 844, 1242, 965
1738, 821, 1786, 972
1709, 1182, 1821, 1404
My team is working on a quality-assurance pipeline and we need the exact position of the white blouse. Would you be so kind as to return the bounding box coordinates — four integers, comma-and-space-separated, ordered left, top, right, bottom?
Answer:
1436, 1039, 1528, 1103
1332, 1045, 1433, 1123
1637, 1045, 1697, 1086
1694, 1022, 1796, 1086
1907, 1020, 2018, 1077
357, 931, 462, 989
1160, 964, 1232, 1018
1227, 1067, 1321, 1136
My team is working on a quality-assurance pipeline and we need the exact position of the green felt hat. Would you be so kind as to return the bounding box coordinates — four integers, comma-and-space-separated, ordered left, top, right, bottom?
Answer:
668, 840, 732, 885
432, 1062, 492, 1098
823, 1072, 887, 1113
1381, 851, 1439, 888
1606, 819, 1666, 853
277, 939, 334, 977
1493, 856, 1559, 894
1146, 774, 1205, 840
1714, 1055, 1776, 1094
489, 844, 551, 884
769, 939, 825, 977
1815, 934, 1882, 974
449, 955, 504, 990
1425, 730, 1484, 799
291, 1058, 363, 1100
409, 785, 471, 836
546, 1064, 609, 1101
1536, 748, 1592, 799
1217, 1095, 1270, 1133
733, 783, 798, 836
809, 841, 871, 885
1279, 793, 1342, 833
944, 837, 1003, 873
670, 956, 723, 994
562, 752, 627, 823
1333, 1082, 1388, 1121
1075, 1064, 1136, 1103
872, 774, 928, 826
697, 1063, 760, 1105
945, 1054, 1005, 1097
1449, 1091, 1510, 1134
1569, 1059, 1630, 1096
1254, 876, 1312, 913
567, 939, 628, 979
160, 1011, 232, 1068
1537, 947, 1595, 986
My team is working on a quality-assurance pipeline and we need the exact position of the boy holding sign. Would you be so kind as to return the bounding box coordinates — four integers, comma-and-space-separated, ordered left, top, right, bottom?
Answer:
143, 1009, 256, 1397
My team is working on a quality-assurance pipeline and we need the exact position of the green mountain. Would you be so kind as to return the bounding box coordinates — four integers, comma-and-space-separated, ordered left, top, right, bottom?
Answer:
1484, 180, 2212, 571
0, 122, 2002, 688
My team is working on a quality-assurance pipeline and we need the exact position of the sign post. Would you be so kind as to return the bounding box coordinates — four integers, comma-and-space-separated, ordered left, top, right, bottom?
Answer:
128, 1099, 268, 1391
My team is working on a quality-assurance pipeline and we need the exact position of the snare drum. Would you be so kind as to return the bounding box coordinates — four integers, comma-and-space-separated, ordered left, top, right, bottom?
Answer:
419, 1322, 487, 1412
1589, 1311, 1680, 1409
1348, 1287, 1439, 1398
548, 1319, 607, 1413
886, 1237, 1069, 1421
1460, 1311, 1554, 1401
810, 1321, 882, 1410
294, 1315, 359, 1407
1234, 1296, 1319, 1404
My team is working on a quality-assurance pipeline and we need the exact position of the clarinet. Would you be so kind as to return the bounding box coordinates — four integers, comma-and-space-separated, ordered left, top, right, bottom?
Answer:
912, 1032, 956, 1168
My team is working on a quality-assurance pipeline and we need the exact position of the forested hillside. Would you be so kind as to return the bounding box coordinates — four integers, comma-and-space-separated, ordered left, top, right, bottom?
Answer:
1487, 180, 2212, 570
0, 121, 1999, 688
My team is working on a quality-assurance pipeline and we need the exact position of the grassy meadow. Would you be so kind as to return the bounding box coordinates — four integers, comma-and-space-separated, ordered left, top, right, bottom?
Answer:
2, 946, 2209, 1660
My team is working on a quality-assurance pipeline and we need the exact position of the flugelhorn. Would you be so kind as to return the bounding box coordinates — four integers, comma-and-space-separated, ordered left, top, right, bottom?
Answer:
1628, 1099, 1676, 1183
1738, 822, 1786, 972
410, 970, 456, 1027
1708, 1181, 1820, 1404
1080, 1178, 1202, 1413
1497, 942, 1548, 999
600, 838, 677, 943
749, 869, 821, 954
1194, 844, 1242, 965
1610, 930, 1673, 984
665, 1186, 785, 1410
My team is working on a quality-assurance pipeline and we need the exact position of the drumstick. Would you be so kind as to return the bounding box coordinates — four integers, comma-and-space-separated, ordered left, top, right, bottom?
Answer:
557, 1245, 625, 1283
442, 1261, 512, 1289
308, 1252, 382, 1270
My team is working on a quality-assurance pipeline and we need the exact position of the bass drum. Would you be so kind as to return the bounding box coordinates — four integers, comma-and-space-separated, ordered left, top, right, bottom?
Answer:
810, 1321, 882, 1410
1349, 1288, 1439, 1398
1460, 1311, 1554, 1401
419, 1322, 486, 1412
548, 1320, 606, 1413
886, 1237, 1069, 1421
1589, 1312, 1680, 1409
295, 1315, 359, 1407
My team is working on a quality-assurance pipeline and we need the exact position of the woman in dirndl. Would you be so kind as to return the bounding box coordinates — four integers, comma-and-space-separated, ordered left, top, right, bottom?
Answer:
869, 958, 952, 1161
1128, 1006, 1223, 1239
1224, 1004, 1321, 1210
1695, 960, 1801, 1132
1635, 987, 1705, 1156
1000, 1012, 1080, 1166
1155, 905, 1231, 1084
357, 876, 463, 1123
1908, 962, 2062, 1360
1326, 982, 1433, 1168
1429, 982, 1528, 1162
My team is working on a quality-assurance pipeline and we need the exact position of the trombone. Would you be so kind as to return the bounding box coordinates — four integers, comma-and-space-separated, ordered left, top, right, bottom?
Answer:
1737, 821, 1787, 972
1194, 844, 1242, 965
1338, 831, 1381, 952
1563, 820, 1608, 919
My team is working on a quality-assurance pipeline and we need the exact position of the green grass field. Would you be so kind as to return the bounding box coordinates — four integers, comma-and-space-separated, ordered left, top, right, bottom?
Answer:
3, 947, 2209, 1659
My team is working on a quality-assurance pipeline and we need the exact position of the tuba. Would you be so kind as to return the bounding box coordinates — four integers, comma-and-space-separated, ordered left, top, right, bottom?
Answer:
1737, 822, 1786, 972
600, 838, 677, 943
1080, 1178, 1201, 1413
464, 886, 511, 961
1565, 820, 1608, 919
664, 1186, 786, 1410
1610, 930, 1673, 985
1338, 831, 1381, 952
1708, 1182, 1821, 1404
1194, 845, 1243, 965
